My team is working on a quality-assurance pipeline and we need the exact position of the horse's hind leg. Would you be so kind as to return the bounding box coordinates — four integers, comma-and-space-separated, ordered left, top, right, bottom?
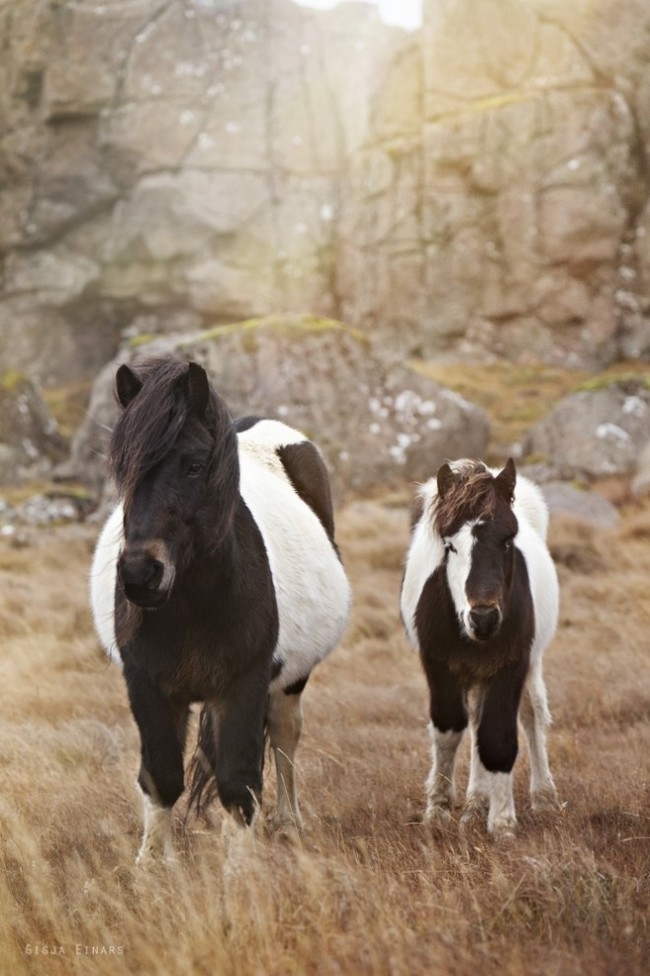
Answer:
520, 661, 559, 813
267, 682, 305, 833
461, 710, 491, 828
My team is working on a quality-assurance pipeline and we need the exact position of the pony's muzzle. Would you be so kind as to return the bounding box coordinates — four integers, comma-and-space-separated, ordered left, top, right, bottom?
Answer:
118, 548, 171, 608
468, 603, 501, 641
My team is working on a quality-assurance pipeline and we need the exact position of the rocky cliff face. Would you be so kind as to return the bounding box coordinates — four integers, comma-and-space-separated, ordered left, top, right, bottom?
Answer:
1, 0, 650, 385
0, 0, 406, 383
339, 0, 650, 367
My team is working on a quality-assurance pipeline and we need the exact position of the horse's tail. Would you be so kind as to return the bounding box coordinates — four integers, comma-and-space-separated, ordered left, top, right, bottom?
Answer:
187, 704, 220, 817
186, 701, 270, 818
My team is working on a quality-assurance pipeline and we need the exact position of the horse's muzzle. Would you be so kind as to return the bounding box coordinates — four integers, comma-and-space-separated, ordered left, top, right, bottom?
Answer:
118, 549, 171, 608
467, 604, 501, 641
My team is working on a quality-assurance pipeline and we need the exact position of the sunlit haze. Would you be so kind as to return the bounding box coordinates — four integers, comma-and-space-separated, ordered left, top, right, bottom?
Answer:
294, 0, 422, 31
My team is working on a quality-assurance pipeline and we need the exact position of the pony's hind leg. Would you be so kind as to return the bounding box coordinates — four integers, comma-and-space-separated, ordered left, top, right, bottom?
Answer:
267, 682, 305, 833
520, 663, 559, 813
461, 712, 491, 828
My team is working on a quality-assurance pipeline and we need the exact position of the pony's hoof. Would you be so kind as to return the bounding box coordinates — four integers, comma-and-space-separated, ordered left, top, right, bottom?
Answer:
423, 803, 453, 829
135, 847, 176, 868
488, 817, 517, 840
531, 787, 560, 815
272, 820, 302, 845
459, 798, 487, 832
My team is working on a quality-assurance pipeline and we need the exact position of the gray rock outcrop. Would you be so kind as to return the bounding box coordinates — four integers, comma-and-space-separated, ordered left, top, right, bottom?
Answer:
522, 380, 650, 479
65, 315, 490, 499
0, 370, 66, 482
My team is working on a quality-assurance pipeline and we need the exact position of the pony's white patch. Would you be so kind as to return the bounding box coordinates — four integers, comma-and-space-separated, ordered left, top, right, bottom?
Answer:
238, 421, 352, 691
424, 724, 462, 822
89, 504, 123, 664
400, 482, 444, 646
442, 520, 478, 638
485, 772, 516, 835
136, 787, 174, 864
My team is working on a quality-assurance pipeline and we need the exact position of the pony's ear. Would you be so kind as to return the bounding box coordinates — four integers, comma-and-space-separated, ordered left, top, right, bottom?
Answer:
186, 361, 209, 416
495, 457, 516, 503
115, 364, 143, 409
437, 463, 458, 499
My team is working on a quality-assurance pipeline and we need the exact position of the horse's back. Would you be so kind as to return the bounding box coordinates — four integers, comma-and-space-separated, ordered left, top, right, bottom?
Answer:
237, 419, 351, 689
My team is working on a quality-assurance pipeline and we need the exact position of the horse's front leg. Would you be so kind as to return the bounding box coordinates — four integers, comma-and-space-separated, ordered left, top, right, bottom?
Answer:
422, 661, 467, 826
213, 664, 269, 828
473, 663, 527, 836
125, 670, 189, 864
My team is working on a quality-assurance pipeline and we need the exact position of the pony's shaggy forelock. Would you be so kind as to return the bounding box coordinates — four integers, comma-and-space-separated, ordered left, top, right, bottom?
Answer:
433, 460, 501, 538
108, 356, 237, 508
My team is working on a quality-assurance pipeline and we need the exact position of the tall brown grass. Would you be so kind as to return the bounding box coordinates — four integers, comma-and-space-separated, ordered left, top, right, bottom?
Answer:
0, 492, 648, 975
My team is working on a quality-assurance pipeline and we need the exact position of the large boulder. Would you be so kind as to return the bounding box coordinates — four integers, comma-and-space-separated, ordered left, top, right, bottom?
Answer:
0, 370, 67, 483
66, 316, 490, 501
522, 379, 650, 479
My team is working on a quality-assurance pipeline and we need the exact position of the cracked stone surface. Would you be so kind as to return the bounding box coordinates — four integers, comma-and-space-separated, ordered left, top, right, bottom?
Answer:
1, 0, 650, 385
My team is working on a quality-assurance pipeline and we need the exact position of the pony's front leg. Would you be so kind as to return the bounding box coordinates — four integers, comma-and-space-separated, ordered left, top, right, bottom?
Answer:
214, 665, 268, 828
422, 663, 467, 826
125, 672, 188, 864
267, 682, 306, 833
474, 664, 527, 836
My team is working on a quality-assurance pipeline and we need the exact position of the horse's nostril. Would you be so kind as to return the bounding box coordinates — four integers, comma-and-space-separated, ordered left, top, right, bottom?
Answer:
469, 605, 500, 637
146, 560, 164, 590
119, 554, 164, 590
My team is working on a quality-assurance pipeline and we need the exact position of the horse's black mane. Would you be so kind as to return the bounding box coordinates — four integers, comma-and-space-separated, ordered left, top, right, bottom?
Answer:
108, 356, 235, 502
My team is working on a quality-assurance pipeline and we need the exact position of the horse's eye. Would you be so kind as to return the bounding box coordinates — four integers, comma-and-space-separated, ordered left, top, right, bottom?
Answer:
444, 541, 457, 555
187, 461, 204, 477
503, 538, 512, 550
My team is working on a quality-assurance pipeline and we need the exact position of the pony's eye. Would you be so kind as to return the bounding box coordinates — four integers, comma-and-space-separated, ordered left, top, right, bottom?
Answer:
444, 541, 457, 555
187, 461, 204, 477
503, 538, 512, 550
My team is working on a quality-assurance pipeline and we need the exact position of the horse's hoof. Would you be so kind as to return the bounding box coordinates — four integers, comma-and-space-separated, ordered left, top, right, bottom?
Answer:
531, 787, 560, 814
423, 803, 453, 829
272, 820, 302, 845
459, 798, 487, 832
488, 817, 517, 839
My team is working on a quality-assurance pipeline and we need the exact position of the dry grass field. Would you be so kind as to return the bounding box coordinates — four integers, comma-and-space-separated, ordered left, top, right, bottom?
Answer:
1, 491, 648, 975
1, 368, 649, 974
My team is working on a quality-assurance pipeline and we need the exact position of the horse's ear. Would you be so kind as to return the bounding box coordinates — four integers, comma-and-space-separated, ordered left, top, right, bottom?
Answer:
437, 463, 457, 499
115, 364, 143, 409
495, 457, 516, 503
186, 361, 209, 416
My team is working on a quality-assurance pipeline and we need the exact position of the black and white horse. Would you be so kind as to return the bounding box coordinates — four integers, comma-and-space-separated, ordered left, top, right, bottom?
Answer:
90, 356, 351, 861
400, 458, 559, 835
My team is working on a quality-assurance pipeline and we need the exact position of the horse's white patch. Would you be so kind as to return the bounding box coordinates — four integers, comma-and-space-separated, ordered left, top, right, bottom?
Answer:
442, 521, 477, 637
238, 421, 352, 691
400, 487, 444, 646
89, 504, 123, 664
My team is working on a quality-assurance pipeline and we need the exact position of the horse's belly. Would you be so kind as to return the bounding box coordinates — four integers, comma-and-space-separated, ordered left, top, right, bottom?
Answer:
239, 458, 351, 689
